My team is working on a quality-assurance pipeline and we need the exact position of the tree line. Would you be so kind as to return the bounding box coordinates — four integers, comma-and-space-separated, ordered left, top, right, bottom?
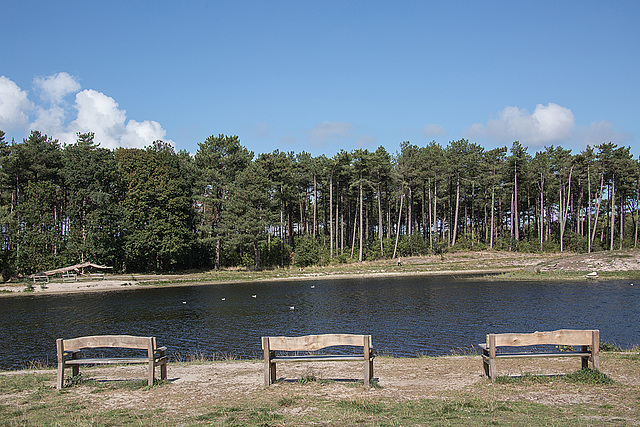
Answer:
0, 129, 638, 277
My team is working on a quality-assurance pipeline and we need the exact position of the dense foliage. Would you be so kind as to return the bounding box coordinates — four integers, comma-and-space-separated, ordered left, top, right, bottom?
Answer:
0, 128, 638, 276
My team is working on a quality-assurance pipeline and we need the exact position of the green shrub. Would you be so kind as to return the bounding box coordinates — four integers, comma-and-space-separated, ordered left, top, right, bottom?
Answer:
293, 235, 320, 267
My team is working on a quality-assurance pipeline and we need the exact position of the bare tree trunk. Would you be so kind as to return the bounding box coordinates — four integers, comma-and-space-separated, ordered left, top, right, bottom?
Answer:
254, 240, 261, 270
280, 185, 284, 267
635, 184, 639, 249
329, 171, 333, 258
407, 186, 413, 236
433, 179, 437, 245
378, 183, 384, 257
359, 175, 363, 262
591, 174, 604, 245
452, 175, 460, 246
514, 163, 519, 244
490, 177, 495, 249
337, 193, 341, 253
588, 164, 592, 253
215, 238, 220, 269
509, 191, 514, 251
428, 178, 433, 250
351, 198, 358, 259
559, 167, 573, 253
539, 175, 544, 251
619, 184, 624, 250
610, 176, 616, 251
392, 193, 404, 259
313, 174, 317, 237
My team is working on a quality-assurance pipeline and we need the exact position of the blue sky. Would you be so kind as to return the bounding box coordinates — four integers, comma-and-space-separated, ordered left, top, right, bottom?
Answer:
1, 1, 638, 158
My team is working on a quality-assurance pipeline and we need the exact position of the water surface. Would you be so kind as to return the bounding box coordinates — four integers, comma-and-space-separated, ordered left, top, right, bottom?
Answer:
0, 276, 638, 369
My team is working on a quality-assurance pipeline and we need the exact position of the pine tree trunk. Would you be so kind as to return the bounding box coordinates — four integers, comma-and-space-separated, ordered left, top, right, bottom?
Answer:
433, 179, 437, 245
359, 175, 363, 262
592, 174, 604, 245
392, 193, 404, 259
588, 165, 592, 253
490, 176, 495, 249
452, 175, 460, 246
378, 182, 384, 256
329, 171, 334, 258
610, 176, 616, 251
254, 240, 261, 270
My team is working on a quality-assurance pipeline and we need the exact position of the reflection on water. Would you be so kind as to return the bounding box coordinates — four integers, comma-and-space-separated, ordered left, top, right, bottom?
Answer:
0, 276, 638, 369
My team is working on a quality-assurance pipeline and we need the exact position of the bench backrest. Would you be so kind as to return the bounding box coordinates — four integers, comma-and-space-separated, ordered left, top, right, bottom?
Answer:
58, 335, 156, 352
487, 329, 599, 347
262, 334, 371, 352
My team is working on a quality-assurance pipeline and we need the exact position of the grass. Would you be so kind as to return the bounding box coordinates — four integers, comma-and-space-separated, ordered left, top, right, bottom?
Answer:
495, 368, 614, 385
1, 352, 638, 426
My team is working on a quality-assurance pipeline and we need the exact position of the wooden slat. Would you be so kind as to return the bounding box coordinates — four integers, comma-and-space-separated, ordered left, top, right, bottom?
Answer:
493, 352, 592, 359
489, 329, 597, 347
271, 355, 367, 363
64, 357, 149, 365
62, 335, 153, 351
263, 334, 371, 351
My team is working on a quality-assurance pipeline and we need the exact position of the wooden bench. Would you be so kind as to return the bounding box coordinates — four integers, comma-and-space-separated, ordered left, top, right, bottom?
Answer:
89, 273, 105, 280
62, 272, 77, 282
262, 334, 374, 387
56, 335, 167, 389
479, 329, 600, 383
32, 274, 49, 284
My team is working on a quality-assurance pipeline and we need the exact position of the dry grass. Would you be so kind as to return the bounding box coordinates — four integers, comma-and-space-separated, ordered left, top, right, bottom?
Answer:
1, 351, 638, 426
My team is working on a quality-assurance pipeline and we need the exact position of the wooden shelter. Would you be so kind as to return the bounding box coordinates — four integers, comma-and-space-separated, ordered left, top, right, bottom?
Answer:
30, 262, 113, 281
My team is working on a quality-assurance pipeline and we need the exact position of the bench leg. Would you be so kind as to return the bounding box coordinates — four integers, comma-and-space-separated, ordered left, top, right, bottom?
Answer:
481, 349, 489, 377
148, 362, 155, 386
264, 360, 276, 386
592, 352, 600, 370
160, 360, 167, 381
364, 360, 371, 387
489, 358, 496, 383
71, 351, 79, 379
270, 361, 276, 385
56, 363, 64, 389
581, 345, 589, 369
158, 348, 167, 381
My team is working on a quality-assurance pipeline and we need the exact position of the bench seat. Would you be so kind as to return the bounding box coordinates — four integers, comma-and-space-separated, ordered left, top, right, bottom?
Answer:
262, 334, 374, 387
63, 355, 165, 365
56, 335, 167, 389
271, 354, 370, 363
480, 329, 600, 383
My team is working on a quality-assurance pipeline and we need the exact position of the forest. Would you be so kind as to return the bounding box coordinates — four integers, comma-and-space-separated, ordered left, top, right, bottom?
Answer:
0, 128, 638, 277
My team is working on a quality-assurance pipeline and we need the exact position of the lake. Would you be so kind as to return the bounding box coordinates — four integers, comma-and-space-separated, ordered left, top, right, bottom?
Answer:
0, 275, 638, 369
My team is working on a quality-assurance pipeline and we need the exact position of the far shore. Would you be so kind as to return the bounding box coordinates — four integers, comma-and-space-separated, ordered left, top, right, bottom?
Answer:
2, 250, 640, 297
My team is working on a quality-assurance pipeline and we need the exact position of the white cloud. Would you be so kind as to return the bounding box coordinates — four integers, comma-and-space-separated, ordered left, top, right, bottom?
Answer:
0, 76, 33, 131
34, 72, 81, 104
423, 123, 446, 137
579, 120, 631, 147
122, 119, 167, 149
1, 74, 172, 149
64, 89, 169, 149
466, 103, 575, 147
308, 121, 354, 146
31, 104, 66, 136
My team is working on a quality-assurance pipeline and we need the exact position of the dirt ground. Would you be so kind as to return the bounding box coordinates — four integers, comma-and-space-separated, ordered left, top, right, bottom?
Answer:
1, 353, 639, 421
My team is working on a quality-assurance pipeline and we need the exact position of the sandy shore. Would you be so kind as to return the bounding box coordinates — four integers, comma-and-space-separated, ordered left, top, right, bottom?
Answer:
2, 250, 639, 296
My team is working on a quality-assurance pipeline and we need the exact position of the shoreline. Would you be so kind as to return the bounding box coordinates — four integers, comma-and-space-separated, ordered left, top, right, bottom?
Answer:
0, 268, 513, 297
2, 250, 639, 297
